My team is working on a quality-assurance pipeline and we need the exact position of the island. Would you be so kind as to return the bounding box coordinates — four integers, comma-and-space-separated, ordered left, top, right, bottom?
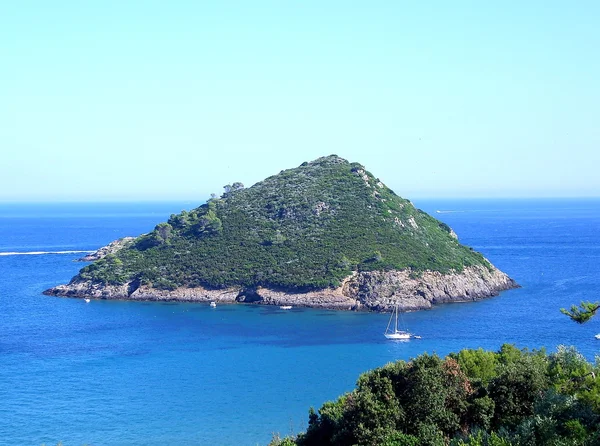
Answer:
44, 155, 518, 311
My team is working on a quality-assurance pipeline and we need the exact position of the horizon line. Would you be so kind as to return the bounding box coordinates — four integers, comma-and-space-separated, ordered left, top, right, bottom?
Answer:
1, 196, 600, 204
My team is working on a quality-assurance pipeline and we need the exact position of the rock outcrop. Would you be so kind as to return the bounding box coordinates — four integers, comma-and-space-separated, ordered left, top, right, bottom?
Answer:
44, 264, 517, 312
77, 237, 136, 262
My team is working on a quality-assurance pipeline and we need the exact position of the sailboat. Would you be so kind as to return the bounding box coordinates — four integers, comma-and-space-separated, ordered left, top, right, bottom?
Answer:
384, 305, 411, 340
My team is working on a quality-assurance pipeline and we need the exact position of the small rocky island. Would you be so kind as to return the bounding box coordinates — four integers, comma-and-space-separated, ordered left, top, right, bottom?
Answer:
45, 156, 518, 311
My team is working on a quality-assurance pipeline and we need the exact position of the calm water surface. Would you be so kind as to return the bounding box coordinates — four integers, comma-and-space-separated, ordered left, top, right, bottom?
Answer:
1, 199, 599, 445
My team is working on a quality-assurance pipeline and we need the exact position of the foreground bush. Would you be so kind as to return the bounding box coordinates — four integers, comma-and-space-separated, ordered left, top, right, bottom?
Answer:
270, 345, 600, 446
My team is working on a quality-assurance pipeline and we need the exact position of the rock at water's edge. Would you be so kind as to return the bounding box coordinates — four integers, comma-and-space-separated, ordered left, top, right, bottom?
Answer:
43, 264, 518, 312
77, 237, 136, 262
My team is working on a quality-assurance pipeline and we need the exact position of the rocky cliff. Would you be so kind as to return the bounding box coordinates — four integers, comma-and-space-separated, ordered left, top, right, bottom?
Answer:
45, 264, 517, 312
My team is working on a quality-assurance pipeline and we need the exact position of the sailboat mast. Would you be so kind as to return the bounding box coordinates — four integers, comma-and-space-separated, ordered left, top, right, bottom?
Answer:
385, 307, 393, 334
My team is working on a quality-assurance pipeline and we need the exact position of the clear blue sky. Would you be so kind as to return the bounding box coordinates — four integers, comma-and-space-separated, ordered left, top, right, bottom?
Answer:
1, 1, 598, 201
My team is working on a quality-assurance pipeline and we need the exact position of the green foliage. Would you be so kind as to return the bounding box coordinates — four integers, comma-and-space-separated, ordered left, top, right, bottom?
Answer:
74, 155, 490, 290
195, 208, 223, 236
268, 434, 297, 446
155, 222, 173, 243
450, 430, 513, 446
281, 345, 600, 446
469, 396, 495, 431
379, 431, 420, 446
561, 301, 600, 324
548, 346, 595, 394
487, 351, 549, 428
451, 348, 499, 385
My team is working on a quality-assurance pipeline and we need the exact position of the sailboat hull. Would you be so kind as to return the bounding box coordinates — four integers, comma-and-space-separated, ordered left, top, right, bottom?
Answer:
384, 332, 411, 340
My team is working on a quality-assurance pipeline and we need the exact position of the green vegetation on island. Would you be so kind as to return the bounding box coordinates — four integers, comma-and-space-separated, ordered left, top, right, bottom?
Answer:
270, 345, 600, 446
75, 155, 489, 291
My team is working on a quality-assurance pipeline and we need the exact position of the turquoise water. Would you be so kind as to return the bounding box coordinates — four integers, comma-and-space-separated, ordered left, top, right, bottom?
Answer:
1, 199, 600, 445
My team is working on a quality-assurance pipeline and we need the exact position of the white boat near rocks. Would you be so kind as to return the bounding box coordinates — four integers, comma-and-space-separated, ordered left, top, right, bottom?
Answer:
384, 305, 412, 340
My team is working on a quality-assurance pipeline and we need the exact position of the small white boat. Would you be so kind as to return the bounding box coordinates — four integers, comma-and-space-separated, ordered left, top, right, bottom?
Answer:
595, 334, 600, 340
210, 301, 217, 308
280, 305, 293, 310
84, 298, 91, 303
384, 305, 412, 340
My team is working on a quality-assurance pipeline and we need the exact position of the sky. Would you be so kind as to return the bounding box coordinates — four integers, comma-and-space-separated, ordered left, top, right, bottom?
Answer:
1, 1, 599, 201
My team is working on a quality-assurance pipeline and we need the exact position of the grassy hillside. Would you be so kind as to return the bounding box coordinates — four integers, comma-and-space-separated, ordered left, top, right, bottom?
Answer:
76, 155, 489, 290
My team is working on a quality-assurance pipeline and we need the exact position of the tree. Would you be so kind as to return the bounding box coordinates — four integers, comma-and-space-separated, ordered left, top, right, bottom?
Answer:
196, 210, 222, 235
561, 301, 600, 324
168, 211, 190, 229
223, 182, 244, 196
155, 222, 173, 243
450, 348, 498, 385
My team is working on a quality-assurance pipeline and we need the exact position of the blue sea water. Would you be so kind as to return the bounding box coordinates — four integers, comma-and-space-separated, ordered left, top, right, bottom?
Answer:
1, 199, 600, 445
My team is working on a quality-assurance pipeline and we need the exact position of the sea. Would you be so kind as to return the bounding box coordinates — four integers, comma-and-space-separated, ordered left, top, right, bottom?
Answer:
1, 199, 599, 445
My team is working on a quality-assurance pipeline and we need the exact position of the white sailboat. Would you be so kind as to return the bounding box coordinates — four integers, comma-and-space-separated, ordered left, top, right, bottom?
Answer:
384, 305, 411, 340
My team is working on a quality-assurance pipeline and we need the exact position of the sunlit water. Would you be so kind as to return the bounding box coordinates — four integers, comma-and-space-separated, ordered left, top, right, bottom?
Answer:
1, 199, 599, 445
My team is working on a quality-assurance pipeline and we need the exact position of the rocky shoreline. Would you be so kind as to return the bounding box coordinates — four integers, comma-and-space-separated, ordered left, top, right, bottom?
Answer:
43, 264, 518, 312
76, 237, 136, 262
